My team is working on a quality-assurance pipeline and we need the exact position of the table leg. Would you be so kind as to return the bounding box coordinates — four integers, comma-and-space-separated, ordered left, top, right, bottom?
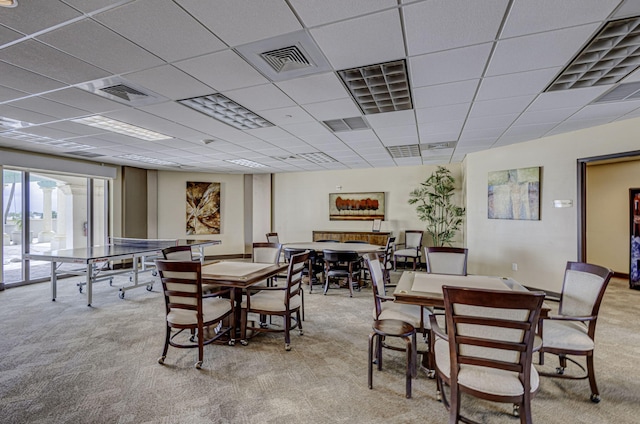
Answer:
86, 263, 93, 306
51, 261, 57, 301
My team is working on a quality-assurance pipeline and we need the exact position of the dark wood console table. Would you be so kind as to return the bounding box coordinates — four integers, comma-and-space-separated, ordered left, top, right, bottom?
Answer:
312, 230, 392, 246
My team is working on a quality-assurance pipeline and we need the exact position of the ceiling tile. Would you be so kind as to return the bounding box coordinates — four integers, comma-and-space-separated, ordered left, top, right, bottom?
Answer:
223, 84, 296, 112
0, 0, 81, 34
476, 68, 561, 101
289, 0, 396, 27
257, 106, 315, 126
275, 73, 350, 105
8, 97, 89, 120
0, 40, 109, 85
174, 50, 269, 91
404, 0, 508, 55
95, 0, 227, 62
469, 95, 536, 118
41, 87, 126, 114
0, 24, 22, 45
37, 19, 164, 74
486, 24, 601, 76
527, 86, 610, 111
413, 80, 479, 108
0, 61, 67, 94
416, 104, 471, 124
175, 0, 302, 46
0, 85, 28, 103
310, 10, 405, 70
366, 110, 415, 129
302, 98, 361, 121
501, 0, 620, 38
123, 65, 212, 101
410, 44, 493, 87
513, 107, 580, 126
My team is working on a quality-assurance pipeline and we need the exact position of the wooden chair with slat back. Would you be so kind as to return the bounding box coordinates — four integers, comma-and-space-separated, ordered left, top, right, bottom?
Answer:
430, 286, 545, 423
537, 261, 613, 403
241, 250, 309, 351
424, 246, 468, 275
265, 232, 280, 244
155, 259, 235, 369
323, 249, 362, 297
162, 246, 220, 296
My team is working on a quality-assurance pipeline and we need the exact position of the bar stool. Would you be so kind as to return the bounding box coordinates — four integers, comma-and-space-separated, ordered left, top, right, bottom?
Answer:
368, 319, 417, 398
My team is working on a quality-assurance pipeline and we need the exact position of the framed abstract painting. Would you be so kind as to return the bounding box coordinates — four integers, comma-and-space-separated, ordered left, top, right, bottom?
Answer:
488, 167, 540, 220
329, 192, 385, 221
186, 181, 220, 234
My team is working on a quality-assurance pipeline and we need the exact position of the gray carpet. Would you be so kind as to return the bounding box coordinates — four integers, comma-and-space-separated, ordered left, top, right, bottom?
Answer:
0, 271, 639, 424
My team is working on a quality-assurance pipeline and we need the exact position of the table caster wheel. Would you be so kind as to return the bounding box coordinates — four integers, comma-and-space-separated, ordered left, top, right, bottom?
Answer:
146, 284, 153, 291
556, 367, 565, 375
513, 404, 520, 417
285, 343, 291, 351
157, 356, 165, 365
590, 393, 601, 403
119, 291, 125, 299
298, 329, 303, 335
228, 339, 235, 346
240, 339, 248, 346
436, 391, 442, 402
78, 286, 83, 293
195, 361, 202, 369
427, 370, 436, 379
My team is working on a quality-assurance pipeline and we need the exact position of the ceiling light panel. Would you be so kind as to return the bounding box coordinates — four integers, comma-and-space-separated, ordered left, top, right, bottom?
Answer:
322, 117, 369, 132
337, 60, 413, 115
547, 16, 640, 91
1, 131, 95, 150
72, 115, 172, 141
178, 94, 274, 130
116, 154, 179, 166
297, 152, 338, 164
225, 158, 267, 168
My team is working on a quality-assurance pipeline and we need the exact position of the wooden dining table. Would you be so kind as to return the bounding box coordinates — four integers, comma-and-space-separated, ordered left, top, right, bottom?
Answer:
201, 261, 288, 344
283, 242, 384, 254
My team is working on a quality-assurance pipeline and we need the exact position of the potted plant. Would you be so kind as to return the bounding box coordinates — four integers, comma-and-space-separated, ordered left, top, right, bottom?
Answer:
408, 166, 465, 247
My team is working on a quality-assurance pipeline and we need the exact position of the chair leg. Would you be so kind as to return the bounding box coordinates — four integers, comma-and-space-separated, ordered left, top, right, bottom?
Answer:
404, 335, 413, 398
296, 309, 303, 335
301, 289, 305, 321
240, 307, 247, 345
587, 354, 600, 402
284, 312, 292, 351
449, 383, 461, 424
368, 332, 376, 389
158, 326, 170, 364
195, 323, 204, 369
348, 273, 354, 298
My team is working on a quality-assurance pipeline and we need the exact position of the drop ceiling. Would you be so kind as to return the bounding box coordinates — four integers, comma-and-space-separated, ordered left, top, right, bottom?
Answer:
1, 0, 640, 174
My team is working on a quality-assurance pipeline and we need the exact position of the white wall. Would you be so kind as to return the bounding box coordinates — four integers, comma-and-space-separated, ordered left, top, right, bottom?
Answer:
156, 171, 244, 256
272, 163, 463, 245
465, 117, 640, 292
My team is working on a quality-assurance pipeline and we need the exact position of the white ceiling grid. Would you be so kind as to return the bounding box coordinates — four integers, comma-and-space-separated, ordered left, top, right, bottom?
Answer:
0, 0, 640, 173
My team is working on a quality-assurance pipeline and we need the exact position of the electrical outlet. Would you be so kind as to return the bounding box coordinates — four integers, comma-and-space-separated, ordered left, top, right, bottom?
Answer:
512, 263, 518, 271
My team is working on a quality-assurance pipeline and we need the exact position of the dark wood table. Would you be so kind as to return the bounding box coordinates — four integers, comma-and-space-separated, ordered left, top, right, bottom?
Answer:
202, 261, 288, 344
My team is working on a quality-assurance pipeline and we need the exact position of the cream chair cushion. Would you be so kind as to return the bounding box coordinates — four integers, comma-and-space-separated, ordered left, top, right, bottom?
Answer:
241, 289, 301, 312
434, 338, 539, 397
375, 302, 431, 330
542, 319, 593, 351
167, 297, 232, 326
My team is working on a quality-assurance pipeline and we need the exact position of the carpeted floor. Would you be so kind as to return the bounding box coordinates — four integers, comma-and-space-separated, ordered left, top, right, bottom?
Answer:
0, 271, 639, 424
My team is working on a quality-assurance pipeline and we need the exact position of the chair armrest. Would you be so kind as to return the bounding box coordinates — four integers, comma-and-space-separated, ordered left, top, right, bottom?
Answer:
541, 314, 596, 323
429, 313, 447, 341
202, 287, 232, 298
379, 295, 395, 302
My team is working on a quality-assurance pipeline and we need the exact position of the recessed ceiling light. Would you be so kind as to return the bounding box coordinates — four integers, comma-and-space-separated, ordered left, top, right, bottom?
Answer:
0, 0, 18, 8
1, 131, 94, 150
116, 154, 179, 166
72, 115, 172, 141
322, 117, 369, 132
547, 16, 640, 91
178, 94, 274, 130
338, 60, 413, 115
297, 152, 337, 164
225, 159, 267, 168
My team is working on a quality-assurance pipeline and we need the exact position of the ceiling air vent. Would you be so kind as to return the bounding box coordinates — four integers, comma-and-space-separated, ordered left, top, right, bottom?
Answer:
99, 84, 148, 102
79, 76, 167, 106
386, 144, 421, 158
65, 151, 105, 158
323, 117, 369, 132
592, 81, 640, 103
546, 16, 640, 92
260, 45, 311, 73
235, 30, 332, 82
422, 141, 457, 150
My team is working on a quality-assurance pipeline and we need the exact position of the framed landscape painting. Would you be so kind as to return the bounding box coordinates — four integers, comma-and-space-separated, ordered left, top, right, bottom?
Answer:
329, 192, 385, 221
488, 167, 540, 220
186, 181, 220, 234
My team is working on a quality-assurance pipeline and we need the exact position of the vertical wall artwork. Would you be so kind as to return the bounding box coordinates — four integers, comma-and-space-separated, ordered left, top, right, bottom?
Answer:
488, 167, 540, 220
186, 181, 220, 234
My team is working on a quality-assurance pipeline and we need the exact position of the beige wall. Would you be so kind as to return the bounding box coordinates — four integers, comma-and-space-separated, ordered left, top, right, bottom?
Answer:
156, 171, 244, 256
272, 163, 464, 246
465, 117, 640, 292
586, 159, 640, 274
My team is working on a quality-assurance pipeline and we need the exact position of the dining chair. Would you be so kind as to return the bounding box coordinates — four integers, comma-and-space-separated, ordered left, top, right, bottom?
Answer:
364, 253, 432, 370
430, 286, 545, 423
537, 261, 613, 403
252, 242, 282, 286
381, 236, 396, 286
284, 247, 323, 293
424, 246, 468, 275
393, 230, 423, 271
323, 249, 362, 297
241, 250, 309, 351
265, 232, 280, 243
162, 246, 220, 296
155, 259, 235, 369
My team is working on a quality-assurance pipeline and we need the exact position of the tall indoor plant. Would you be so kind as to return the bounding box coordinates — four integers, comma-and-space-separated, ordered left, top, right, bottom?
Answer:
408, 166, 465, 247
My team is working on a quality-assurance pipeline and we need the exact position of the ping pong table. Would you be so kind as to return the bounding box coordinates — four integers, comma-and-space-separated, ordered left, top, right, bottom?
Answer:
25, 237, 221, 306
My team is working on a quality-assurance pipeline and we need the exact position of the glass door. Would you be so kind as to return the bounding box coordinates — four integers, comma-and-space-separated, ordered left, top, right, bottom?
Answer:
2, 169, 23, 284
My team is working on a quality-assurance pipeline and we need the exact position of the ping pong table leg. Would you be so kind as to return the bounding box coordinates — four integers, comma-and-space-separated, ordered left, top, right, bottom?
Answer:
51, 261, 57, 301
86, 263, 93, 306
